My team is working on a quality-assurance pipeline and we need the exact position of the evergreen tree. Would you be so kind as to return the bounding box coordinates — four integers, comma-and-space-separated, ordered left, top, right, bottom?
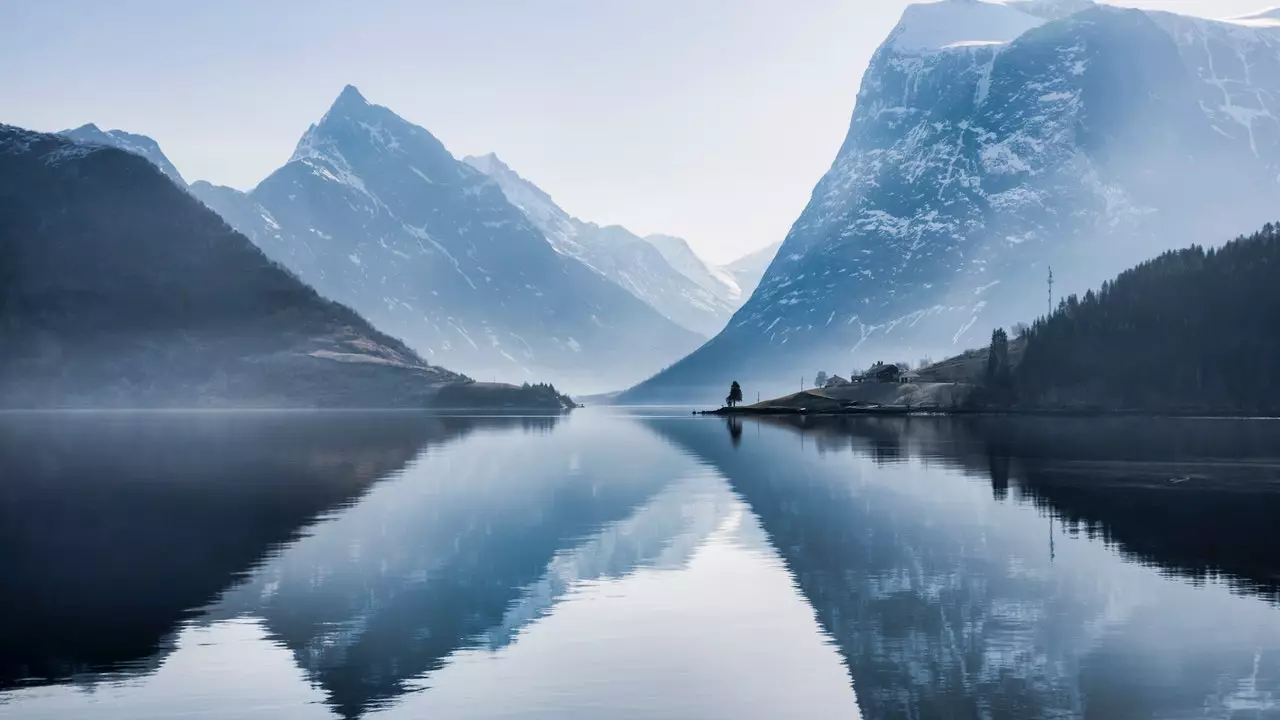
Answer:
1014, 222, 1280, 412
986, 328, 1011, 388
727, 381, 744, 408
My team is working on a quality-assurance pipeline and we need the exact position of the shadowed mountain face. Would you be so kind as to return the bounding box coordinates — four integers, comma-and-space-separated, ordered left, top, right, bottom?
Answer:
188, 87, 700, 393
626, 4, 1280, 403
647, 414, 1280, 719
0, 411, 485, 689
0, 124, 489, 409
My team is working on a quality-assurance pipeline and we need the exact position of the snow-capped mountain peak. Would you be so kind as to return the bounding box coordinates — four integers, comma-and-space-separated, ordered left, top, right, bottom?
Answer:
624, 0, 1280, 403
888, 0, 1047, 54
461, 152, 577, 248
189, 85, 703, 393
645, 234, 743, 302
462, 153, 740, 337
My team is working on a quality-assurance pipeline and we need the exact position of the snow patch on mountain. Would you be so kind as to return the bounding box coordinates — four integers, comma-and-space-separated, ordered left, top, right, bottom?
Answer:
889, 0, 1046, 54
645, 233, 743, 303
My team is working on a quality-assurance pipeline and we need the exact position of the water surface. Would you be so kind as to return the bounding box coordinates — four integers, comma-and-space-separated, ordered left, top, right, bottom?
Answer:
1, 410, 1278, 718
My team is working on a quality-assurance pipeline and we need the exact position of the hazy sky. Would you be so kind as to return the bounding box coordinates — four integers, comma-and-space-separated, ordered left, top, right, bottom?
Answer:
0, 0, 1266, 263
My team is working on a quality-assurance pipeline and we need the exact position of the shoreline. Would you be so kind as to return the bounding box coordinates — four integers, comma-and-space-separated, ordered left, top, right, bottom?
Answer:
697, 406, 1280, 420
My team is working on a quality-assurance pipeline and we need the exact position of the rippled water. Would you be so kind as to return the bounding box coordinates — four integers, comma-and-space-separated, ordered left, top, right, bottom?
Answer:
1, 410, 1278, 719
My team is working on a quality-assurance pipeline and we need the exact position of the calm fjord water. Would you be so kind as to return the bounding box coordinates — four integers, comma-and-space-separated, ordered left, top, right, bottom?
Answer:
1, 410, 1278, 719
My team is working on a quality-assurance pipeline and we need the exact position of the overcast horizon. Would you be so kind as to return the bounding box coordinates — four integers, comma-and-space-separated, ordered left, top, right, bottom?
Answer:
1, 0, 1267, 263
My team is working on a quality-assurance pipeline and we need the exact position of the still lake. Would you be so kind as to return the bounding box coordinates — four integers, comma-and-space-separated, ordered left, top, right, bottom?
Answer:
1, 409, 1279, 719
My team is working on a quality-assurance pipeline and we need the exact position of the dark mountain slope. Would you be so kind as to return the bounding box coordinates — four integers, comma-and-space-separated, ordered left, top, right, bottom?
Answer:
61, 122, 187, 186
0, 125, 564, 408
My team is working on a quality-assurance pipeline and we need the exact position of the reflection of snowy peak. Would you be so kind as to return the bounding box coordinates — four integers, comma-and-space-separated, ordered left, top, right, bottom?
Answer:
463, 153, 736, 337
186, 87, 700, 393
625, 3, 1280, 402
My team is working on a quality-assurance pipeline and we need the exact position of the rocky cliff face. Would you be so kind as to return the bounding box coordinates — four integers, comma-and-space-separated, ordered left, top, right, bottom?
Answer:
625, 1, 1280, 402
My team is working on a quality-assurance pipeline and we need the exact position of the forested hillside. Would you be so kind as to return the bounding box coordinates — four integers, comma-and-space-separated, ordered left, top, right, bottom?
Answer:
1014, 223, 1280, 412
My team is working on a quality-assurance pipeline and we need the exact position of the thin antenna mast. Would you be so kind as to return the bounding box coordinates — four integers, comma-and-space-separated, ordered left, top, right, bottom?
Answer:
1048, 266, 1054, 317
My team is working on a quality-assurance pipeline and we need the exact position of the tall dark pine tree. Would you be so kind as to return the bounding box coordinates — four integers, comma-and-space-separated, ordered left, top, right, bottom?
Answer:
986, 329, 1009, 385
727, 381, 744, 408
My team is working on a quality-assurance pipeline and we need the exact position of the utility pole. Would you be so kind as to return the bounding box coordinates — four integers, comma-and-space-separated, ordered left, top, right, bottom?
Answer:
1048, 265, 1054, 317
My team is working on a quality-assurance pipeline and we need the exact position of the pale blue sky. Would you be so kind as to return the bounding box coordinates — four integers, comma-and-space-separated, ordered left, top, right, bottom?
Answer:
0, 0, 1265, 262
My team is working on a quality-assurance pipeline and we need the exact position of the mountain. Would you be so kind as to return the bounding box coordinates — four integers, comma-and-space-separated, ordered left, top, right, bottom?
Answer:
461, 153, 736, 337
61, 123, 187, 186
0, 124, 571, 409
723, 240, 782, 301
186, 87, 700, 394
622, 1, 1280, 403
644, 233, 745, 307
1014, 222, 1280, 412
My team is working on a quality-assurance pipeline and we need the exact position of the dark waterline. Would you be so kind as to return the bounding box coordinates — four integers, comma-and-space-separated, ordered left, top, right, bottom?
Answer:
1, 410, 1278, 718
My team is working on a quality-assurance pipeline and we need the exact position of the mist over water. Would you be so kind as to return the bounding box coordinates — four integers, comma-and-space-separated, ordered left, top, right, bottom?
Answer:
1, 410, 1277, 718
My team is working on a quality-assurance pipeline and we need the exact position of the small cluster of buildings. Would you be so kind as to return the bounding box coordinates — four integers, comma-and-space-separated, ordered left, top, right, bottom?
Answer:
822, 362, 922, 388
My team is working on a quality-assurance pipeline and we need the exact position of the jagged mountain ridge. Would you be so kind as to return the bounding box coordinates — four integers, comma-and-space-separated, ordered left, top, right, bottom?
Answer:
0, 124, 500, 408
187, 86, 701, 393
61, 123, 188, 186
462, 153, 736, 337
623, 1, 1280, 403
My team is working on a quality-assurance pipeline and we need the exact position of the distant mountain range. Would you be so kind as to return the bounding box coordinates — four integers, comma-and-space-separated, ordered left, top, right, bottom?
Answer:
462, 153, 738, 337
0, 124, 575, 408
623, 0, 1280, 402
55, 87, 776, 394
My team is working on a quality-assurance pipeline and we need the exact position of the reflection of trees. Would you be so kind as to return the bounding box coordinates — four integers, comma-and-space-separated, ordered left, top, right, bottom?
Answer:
727, 416, 743, 447
742, 415, 1280, 602
212, 422, 693, 719
649, 416, 1280, 720
920, 416, 1280, 603
0, 412, 487, 690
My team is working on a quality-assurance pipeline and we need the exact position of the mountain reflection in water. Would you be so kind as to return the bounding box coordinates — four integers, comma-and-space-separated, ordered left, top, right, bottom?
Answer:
650, 414, 1280, 719
1, 410, 1278, 719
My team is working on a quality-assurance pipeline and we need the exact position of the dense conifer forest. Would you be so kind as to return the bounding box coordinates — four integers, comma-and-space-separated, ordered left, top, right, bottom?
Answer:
1010, 223, 1280, 413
